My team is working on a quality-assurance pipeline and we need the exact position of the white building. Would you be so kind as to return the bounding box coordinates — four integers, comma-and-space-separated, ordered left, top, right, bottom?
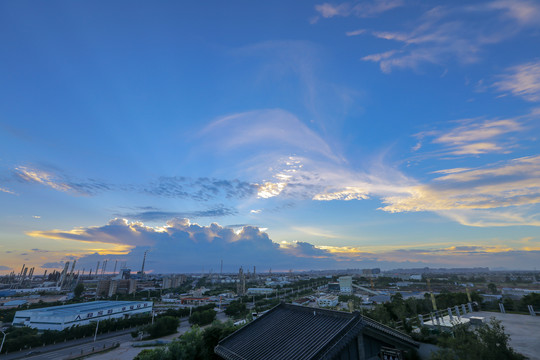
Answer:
317, 295, 338, 307
502, 288, 540, 297
247, 288, 274, 295
12, 300, 153, 331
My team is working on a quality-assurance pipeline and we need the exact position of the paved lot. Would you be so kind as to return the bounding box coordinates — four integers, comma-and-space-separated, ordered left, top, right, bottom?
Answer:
464, 311, 540, 360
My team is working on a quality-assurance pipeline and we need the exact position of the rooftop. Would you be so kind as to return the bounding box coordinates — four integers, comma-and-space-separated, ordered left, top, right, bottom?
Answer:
215, 303, 417, 360
15, 300, 149, 316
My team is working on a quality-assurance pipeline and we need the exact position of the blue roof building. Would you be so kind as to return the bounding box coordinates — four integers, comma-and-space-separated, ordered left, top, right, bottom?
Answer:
12, 300, 152, 330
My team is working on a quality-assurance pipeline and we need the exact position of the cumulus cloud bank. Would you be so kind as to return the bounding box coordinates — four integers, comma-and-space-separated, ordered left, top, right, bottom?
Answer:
28, 219, 342, 272
27, 219, 540, 272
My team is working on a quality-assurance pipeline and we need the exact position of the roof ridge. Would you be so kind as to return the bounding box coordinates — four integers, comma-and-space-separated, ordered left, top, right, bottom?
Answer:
361, 316, 418, 346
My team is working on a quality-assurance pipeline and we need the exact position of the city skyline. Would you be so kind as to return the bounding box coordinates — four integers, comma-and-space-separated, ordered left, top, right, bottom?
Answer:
1, 0, 539, 274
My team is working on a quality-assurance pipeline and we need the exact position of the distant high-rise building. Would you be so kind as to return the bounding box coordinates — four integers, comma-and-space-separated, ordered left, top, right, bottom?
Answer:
338, 276, 353, 294
97, 279, 137, 297
162, 274, 186, 289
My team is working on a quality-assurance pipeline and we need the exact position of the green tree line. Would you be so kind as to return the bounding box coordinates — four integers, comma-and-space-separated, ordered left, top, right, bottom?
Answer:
134, 321, 239, 360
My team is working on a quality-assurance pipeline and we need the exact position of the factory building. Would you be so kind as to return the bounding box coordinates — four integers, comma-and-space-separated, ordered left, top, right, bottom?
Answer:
12, 300, 152, 331
96, 279, 137, 297
247, 288, 274, 295
327, 282, 340, 292
162, 274, 186, 289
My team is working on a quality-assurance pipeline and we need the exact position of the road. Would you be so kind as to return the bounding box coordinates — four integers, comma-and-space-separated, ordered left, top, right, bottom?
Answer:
25, 333, 132, 360
1, 328, 137, 360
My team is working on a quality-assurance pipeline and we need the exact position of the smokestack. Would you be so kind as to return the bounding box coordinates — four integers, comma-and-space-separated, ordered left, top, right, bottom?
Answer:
101, 260, 108, 277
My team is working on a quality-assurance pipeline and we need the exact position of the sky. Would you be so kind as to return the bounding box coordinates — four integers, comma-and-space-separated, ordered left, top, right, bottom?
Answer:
0, 0, 539, 275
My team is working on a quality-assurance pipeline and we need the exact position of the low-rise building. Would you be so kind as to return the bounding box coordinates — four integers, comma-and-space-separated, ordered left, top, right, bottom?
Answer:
247, 288, 274, 295
292, 298, 311, 306
316, 295, 338, 307
12, 300, 152, 331
327, 282, 340, 292
502, 288, 540, 297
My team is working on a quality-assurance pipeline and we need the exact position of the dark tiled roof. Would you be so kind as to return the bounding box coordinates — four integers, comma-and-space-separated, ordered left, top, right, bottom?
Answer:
215, 303, 417, 360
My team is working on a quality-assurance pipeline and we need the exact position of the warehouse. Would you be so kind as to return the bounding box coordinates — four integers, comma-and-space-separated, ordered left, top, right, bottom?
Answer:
12, 300, 153, 331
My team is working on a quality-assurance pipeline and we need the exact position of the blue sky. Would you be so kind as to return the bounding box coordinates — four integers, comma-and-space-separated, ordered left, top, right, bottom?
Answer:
1, 0, 539, 274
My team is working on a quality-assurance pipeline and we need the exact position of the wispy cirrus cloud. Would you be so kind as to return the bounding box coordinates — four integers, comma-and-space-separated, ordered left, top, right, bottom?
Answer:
0, 186, 16, 195
232, 40, 363, 130
493, 60, 540, 102
314, 0, 403, 20
380, 155, 540, 226
426, 117, 524, 156
114, 205, 237, 222
201, 109, 342, 163
346, 29, 366, 36
142, 177, 256, 201
291, 226, 341, 239
469, 0, 540, 26
198, 107, 539, 227
14, 166, 111, 196
353, 1, 540, 73
13, 165, 257, 202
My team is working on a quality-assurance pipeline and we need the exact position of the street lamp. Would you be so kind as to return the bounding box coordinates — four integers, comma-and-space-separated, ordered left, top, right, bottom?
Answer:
0, 330, 6, 355
94, 320, 100, 342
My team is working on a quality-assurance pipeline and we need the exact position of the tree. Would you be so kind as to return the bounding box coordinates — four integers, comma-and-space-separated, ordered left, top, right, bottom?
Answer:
189, 310, 216, 326
430, 319, 526, 360
133, 322, 239, 360
487, 283, 498, 294
74, 283, 85, 298
224, 301, 247, 318
201, 321, 237, 359
520, 293, 540, 311
143, 316, 179, 339
502, 297, 515, 311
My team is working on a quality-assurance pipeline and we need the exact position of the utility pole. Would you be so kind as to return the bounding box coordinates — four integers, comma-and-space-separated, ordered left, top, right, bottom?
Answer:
94, 320, 100, 342
0, 330, 6, 355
